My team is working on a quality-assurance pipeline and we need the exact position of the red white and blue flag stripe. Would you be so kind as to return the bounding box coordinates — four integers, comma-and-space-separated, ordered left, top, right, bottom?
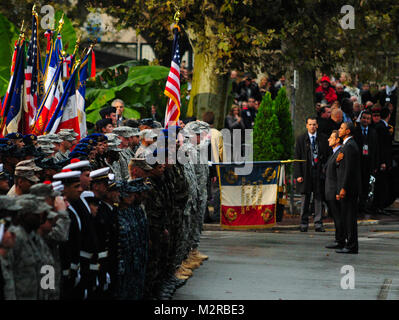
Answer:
24, 12, 44, 133
164, 27, 181, 128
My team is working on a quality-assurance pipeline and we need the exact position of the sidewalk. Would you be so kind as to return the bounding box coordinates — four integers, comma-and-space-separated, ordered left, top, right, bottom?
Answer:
204, 200, 399, 232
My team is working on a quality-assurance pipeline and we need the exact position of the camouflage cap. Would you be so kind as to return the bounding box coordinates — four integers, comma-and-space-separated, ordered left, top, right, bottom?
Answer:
0, 195, 23, 212
112, 126, 139, 138
43, 133, 63, 144
16, 159, 43, 172
16, 194, 52, 214
129, 158, 154, 171
58, 131, 76, 142
59, 129, 79, 138
139, 129, 158, 140
29, 183, 60, 198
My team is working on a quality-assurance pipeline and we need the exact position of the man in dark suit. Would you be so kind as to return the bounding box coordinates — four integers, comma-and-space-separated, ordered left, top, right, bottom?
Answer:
336, 122, 361, 254
353, 111, 379, 216
294, 117, 330, 232
324, 130, 345, 249
373, 107, 394, 214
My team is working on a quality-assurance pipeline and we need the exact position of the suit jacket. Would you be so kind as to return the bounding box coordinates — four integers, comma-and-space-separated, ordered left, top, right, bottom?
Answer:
353, 125, 379, 172
374, 120, 393, 168
324, 147, 341, 201
294, 131, 330, 194
336, 137, 361, 197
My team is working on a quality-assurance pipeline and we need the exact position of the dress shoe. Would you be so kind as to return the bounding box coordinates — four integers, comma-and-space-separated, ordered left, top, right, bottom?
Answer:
336, 248, 358, 254
325, 242, 344, 249
299, 226, 308, 232
315, 226, 325, 232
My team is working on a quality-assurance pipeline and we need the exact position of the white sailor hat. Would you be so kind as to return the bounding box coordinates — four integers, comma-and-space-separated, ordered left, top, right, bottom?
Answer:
51, 181, 64, 192
52, 170, 82, 184
90, 167, 110, 182
63, 159, 91, 171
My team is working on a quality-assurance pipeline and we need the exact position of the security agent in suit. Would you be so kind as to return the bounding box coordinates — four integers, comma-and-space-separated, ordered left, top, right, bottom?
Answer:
324, 131, 345, 249
336, 122, 361, 254
373, 107, 394, 213
353, 111, 380, 215
294, 117, 330, 232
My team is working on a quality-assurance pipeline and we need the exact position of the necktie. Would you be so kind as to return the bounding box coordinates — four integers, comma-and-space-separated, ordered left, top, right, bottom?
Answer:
363, 128, 366, 136
311, 136, 315, 151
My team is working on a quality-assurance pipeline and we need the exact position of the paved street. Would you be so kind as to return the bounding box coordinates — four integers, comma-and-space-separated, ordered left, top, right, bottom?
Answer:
174, 223, 399, 300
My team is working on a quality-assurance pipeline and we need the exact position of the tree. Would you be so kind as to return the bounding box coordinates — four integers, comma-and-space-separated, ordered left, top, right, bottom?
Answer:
274, 87, 294, 160
253, 92, 284, 161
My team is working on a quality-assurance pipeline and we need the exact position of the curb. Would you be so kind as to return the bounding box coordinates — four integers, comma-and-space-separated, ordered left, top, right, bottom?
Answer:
203, 218, 399, 232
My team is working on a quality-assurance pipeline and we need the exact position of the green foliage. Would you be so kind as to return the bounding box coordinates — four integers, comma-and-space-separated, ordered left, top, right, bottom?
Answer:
85, 62, 190, 124
274, 87, 294, 160
0, 13, 18, 97
253, 92, 284, 161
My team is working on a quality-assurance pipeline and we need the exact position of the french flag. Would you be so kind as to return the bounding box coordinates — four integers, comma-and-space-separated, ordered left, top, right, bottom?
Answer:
44, 33, 62, 93
45, 66, 80, 139
33, 62, 63, 135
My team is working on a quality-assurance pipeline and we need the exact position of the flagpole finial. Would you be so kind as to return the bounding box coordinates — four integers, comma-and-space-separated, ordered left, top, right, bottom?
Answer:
73, 34, 82, 56
57, 14, 65, 33
19, 20, 25, 41
32, 4, 37, 14
172, 10, 181, 32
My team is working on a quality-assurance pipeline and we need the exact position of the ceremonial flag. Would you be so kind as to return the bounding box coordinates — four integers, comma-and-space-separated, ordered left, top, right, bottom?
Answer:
217, 162, 282, 229
163, 27, 181, 128
44, 33, 62, 92
0, 40, 20, 135
42, 29, 53, 75
24, 12, 44, 134
3, 41, 25, 135
76, 49, 92, 138
45, 66, 79, 137
33, 62, 63, 135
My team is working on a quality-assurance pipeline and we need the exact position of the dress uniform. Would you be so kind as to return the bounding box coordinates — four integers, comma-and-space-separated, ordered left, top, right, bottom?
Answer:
54, 170, 99, 300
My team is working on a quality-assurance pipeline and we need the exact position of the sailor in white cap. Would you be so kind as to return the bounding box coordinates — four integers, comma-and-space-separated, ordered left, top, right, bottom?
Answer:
89, 167, 117, 298
53, 169, 100, 300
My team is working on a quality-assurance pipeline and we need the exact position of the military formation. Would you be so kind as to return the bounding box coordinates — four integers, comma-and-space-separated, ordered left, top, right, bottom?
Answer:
0, 118, 211, 300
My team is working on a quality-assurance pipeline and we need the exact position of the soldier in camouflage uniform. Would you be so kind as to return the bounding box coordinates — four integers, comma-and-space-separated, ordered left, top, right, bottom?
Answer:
184, 121, 210, 263
8, 194, 51, 300
54, 131, 77, 162
135, 129, 158, 159
105, 133, 124, 181
0, 196, 21, 300
30, 183, 71, 299
113, 126, 139, 180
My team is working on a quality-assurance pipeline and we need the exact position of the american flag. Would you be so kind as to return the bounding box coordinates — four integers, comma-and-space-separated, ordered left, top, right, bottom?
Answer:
24, 13, 43, 133
164, 27, 181, 128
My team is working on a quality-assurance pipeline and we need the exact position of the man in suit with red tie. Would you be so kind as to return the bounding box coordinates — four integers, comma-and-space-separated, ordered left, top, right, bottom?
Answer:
336, 122, 361, 254
294, 117, 329, 232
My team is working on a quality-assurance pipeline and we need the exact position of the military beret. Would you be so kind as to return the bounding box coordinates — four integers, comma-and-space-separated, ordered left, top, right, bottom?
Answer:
5, 132, 23, 140
0, 138, 12, 145
80, 137, 97, 145
36, 158, 62, 170
139, 118, 154, 127
68, 150, 88, 159
23, 134, 37, 145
